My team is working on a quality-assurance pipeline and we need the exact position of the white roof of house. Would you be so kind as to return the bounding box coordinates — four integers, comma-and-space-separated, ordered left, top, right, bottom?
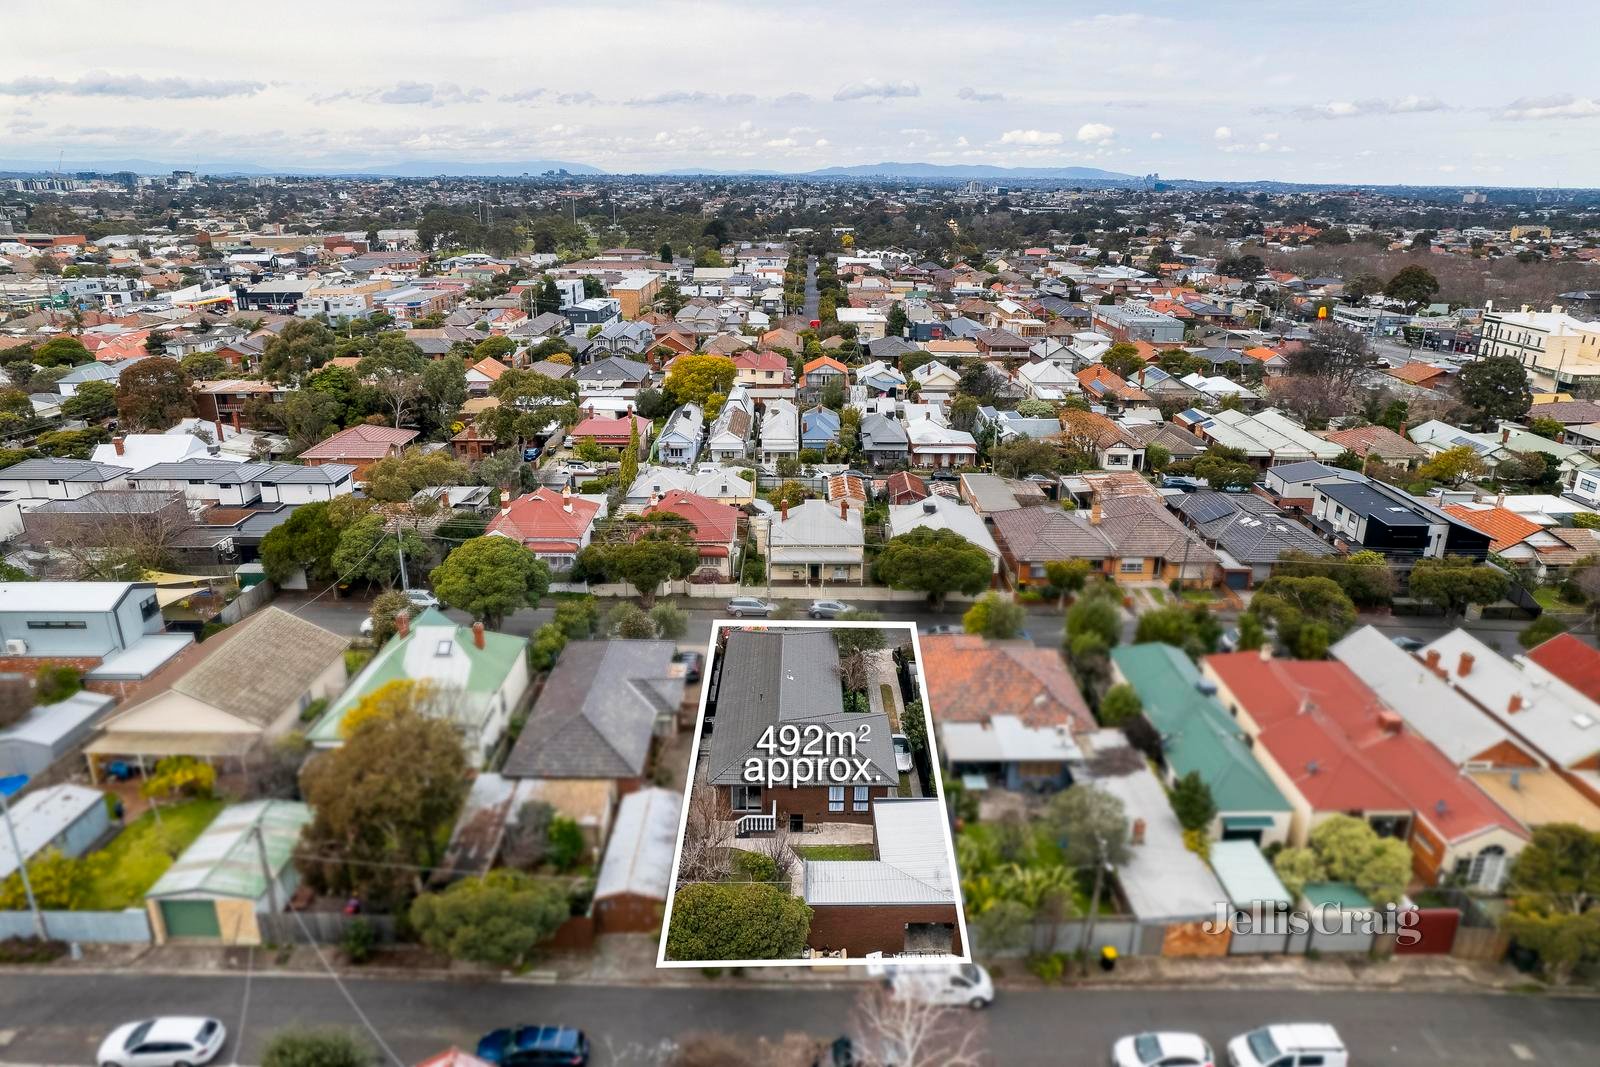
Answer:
0, 580, 147, 614
803, 798, 955, 906
594, 786, 681, 901
1331, 625, 1521, 766
1209, 839, 1292, 907
938, 715, 1081, 763
0, 784, 105, 881
769, 499, 863, 549
90, 433, 213, 473
1204, 408, 1342, 460
1422, 629, 1600, 768
1094, 767, 1226, 923
887, 496, 1000, 560
905, 417, 977, 449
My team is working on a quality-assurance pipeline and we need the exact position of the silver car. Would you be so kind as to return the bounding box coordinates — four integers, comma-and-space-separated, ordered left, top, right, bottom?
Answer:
725, 596, 775, 618
809, 599, 850, 619
97, 1017, 226, 1067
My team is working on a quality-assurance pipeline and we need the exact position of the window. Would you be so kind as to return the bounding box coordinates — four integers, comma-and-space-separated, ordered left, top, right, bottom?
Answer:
1119, 558, 1144, 574
435, 640, 454, 656
140, 596, 159, 620
26, 620, 87, 630
828, 785, 845, 812
853, 786, 870, 812
731, 785, 762, 811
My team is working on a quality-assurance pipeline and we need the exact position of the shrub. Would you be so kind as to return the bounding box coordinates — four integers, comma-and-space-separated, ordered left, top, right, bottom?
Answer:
261, 1029, 375, 1067
650, 602, 688, 639
340, 918, 377, 965
1027, 952, 1067, 983
545, 816, 586, 871
33, 664, 81, 705
732, 850, 779, 883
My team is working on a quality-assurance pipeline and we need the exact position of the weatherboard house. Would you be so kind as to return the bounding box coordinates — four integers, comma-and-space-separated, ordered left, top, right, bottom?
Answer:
704, 628, 897, 832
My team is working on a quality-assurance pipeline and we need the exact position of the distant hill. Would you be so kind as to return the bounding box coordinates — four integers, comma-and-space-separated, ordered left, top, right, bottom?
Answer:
802, 161, 1138, 180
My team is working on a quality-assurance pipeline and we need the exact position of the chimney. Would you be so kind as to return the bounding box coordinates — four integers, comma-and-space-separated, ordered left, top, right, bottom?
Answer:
1501, 427, 1511, 444
1090, 499, 1102, 525
1259, 644, 1273, 662
231, 409, 241, 432
839, 498, 848, 520
1398, 421, 1407, 437
1130, 818, 1147, 846
395, 612, 410, 638
112, 436, 125, 456
1424, 648, 1441, 671
1495, 492, 1505, 508
472, 621, 485, 650
1508, 693, 1524, 714
1458, 651, 1474, 677
215, 417, 227, 442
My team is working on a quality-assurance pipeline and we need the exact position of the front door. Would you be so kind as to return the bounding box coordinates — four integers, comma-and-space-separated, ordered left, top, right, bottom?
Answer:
789, 813, 804, 832
809, 564, 821, 581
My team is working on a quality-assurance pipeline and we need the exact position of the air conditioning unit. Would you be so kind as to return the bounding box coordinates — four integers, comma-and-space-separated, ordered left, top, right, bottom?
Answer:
5, 639, 27, 655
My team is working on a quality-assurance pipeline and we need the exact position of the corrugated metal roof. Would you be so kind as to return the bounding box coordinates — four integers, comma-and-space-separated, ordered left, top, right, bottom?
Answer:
146, 800, 310, 900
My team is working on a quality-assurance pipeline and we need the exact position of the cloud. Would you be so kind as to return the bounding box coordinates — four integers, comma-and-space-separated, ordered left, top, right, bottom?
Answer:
625, 90, 756, 107
1293, 96, 1449, 120
833, 78, 920, 101
773, 92, 813, 107
999, 129, 1063, 146
957, 86, 1004, 103
0, 72, 264, 100
1149, 131, 1164, 140
1497, 94, 1600, 121
1214, 126, 1233, 141
366, 82, 485, 106
1076, 122, 1115, 145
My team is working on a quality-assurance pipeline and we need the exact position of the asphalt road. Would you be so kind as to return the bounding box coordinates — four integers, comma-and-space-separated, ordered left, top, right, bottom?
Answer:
0, 972, 1592, 1066
275, 591, 1567, 662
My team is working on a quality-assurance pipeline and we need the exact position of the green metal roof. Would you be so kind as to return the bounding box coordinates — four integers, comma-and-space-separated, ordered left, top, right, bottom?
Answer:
1109, 642, 1290, 813
1209, 839, 1292, 907
1301, 881, 1373, 911
308, 615, 527, 745
146, 800, 311, 901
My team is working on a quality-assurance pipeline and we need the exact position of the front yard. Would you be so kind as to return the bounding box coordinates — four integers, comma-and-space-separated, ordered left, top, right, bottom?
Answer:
793, 844, 876, 861
80, 797, 225, 911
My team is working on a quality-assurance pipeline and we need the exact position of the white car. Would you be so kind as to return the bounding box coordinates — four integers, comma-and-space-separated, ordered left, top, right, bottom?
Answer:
1113, 1031, 1214, 1067
892, 733, 913, 774
887, 962, 993, 1009
98, 1017, 226, 1067
402, 588, 440, 610
1227, 1024, 1347, 1067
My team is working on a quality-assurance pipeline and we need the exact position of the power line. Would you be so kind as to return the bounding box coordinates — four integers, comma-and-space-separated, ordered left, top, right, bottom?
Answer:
290, 907, 404, 1067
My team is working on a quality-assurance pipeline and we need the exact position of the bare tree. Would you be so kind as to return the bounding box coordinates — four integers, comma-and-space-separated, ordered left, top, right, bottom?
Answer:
838, 649, 872, 694
676, 785, 732, 885
852, 986, 988, 1067
750, 820, 797, 883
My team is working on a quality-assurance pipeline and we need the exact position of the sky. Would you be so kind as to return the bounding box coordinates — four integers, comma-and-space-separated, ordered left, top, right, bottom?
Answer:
4, 0, 1600, 185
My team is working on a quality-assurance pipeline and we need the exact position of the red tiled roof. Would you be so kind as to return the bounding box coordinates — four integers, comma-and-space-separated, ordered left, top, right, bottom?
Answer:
884, 471, 928, 502
1387, 362, 1448, 386
1204, 652, 1525, 844
735, 350, 788, 372
570, 412, 650, 440
1317, 424, 1426, 460
1440, 505, 1542, 552
1526, 632, 1600, 703
646, 489, 740, 547
486, 488, 601, 548
470, 356, 509, 381
921, 634, 1093, 732
299, 424, 418, 460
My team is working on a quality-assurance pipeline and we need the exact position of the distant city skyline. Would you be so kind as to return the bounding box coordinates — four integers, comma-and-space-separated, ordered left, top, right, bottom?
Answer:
4, 0, 1599, 186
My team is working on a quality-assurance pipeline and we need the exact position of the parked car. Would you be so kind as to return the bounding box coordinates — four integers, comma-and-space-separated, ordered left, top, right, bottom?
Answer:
892, 733, 913, 774
808, 599, 850, 619
97, 1018, 226, 1067
1390, 635, 1426, 653
813, 1035, 904, 1067
1218, 627, 1240, 652
476, 1025, 590, 1067
1113, 1031, 1214, 1067
887, 962, 993, 1009
403, 588, 440, 610
921, 623, 961, 636
673, 649, 704, 683
1226, 1024, 1346, 1067
725, 596, 776, 618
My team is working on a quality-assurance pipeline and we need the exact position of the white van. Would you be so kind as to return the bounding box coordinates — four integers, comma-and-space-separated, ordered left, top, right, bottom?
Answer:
1227, 1023, 1347, 1067
885, 961, 994, 1009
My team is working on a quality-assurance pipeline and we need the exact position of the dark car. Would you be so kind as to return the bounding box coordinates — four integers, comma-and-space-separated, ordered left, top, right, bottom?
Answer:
922, 623, 961, 636
673, 649, 704, 683
476, 1026, 590, 1067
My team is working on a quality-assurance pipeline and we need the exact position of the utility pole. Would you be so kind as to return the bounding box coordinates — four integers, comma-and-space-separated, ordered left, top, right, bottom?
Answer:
396, 526, 410, 592
0, 777, 48, 941
1077, 833, 1108, 976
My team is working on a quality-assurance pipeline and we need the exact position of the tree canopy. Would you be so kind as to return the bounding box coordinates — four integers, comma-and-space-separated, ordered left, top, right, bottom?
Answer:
429, 535, 551, 628
664, 881, 812, 961
875, 527, 993, 605
409, 869, 570, 968
115, 356, 195, 431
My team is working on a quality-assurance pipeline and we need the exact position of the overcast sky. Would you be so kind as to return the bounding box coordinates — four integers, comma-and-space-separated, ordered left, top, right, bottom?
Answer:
4, 0, 1598, 185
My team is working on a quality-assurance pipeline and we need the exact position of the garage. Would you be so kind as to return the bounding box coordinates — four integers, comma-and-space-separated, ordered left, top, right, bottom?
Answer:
158, 899, 221, 939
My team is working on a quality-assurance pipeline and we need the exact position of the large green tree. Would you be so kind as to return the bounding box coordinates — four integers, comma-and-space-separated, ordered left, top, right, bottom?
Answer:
874, 527, 993, 606
662, 355, 737, 409
664, 882, 811, 961
363, 447, 471, 504
409, 870, 570, 968
429, 535, 551, 628
356, 334, 427, 428
1458, 355, 1532, 429
261, 318, 336, 384
115, 356, 194, 431
331, 513, 431, 588
962, 591, 1026, 639
33, 336, 92, 368
297, 707, 470, 911
1407, 556, 1509, 619
1383, 265, 1441, 309
578, 514, 699, 607
60, 380, 117, 422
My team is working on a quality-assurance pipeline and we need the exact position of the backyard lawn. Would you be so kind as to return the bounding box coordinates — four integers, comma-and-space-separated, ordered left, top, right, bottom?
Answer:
794, 844, 876, 861
80, 796, 225, 911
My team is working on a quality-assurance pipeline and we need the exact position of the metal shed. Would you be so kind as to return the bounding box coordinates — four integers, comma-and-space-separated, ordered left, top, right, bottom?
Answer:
0, 783, 111, 881
0, 691, 116, 777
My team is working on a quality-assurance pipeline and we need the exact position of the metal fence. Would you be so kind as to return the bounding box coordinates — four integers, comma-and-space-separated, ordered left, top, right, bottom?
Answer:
0, 909, 151, 943
256, 912, 399, 946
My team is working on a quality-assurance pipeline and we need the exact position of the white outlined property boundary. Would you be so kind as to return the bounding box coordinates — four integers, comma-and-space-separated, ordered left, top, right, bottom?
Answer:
655, 618, 971, 969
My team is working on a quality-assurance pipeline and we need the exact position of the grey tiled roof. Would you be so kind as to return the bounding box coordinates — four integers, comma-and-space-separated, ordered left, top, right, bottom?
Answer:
704, 629, 896, 788
503, 640, 683, 778
0, 458, 130, 482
